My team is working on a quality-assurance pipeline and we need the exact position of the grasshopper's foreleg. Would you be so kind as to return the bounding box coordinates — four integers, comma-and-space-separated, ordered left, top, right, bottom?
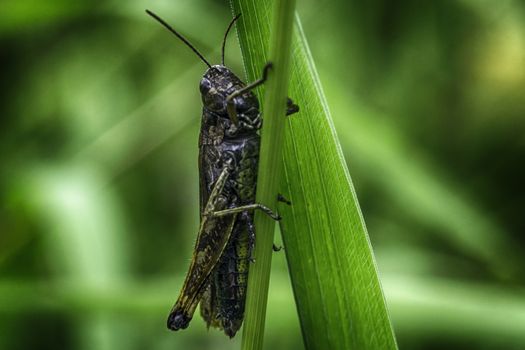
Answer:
226, 62, 298, 125
226, 63, 273, 125
208, 203, 281, 221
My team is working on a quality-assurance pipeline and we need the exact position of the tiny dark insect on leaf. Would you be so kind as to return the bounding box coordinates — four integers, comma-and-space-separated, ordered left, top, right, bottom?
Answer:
145, 9, 298, 338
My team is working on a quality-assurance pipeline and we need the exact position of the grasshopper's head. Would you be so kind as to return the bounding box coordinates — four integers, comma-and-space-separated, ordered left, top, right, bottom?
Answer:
145, 11, 253, 124
200, 65, 258, 116
167, 310, 191, 331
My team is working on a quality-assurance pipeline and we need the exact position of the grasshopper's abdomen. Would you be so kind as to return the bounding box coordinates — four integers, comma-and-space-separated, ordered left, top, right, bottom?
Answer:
213, 134, 259, 337
214, 223, 251, 336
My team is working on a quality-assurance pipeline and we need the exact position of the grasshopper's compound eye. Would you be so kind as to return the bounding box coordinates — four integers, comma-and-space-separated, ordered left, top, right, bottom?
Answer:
167, 310, 191, 331
200, 78, 212, 95
203, 90, 226, 112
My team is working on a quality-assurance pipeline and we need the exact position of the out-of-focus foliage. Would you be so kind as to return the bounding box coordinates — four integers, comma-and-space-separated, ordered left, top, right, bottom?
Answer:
0, 1, 524, 350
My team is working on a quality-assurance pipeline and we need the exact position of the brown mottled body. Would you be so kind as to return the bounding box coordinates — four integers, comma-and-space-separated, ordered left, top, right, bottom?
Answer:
199, 119, 260, 336
168, 66, 262, 337
145, 9, 299, 339
166, 65, 297, 337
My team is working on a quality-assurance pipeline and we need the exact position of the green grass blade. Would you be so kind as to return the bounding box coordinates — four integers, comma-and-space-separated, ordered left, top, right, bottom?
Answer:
230, 0, 398, 349
239, 0, 296, 349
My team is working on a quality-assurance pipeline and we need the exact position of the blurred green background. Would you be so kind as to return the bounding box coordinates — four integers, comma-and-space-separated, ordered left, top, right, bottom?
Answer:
1, 0, 525, 349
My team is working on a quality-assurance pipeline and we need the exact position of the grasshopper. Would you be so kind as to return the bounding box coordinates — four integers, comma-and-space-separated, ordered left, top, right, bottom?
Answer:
146, 10, 298, 337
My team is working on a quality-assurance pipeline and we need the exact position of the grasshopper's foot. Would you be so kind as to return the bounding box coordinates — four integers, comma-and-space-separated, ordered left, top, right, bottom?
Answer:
286, 97, 299, 116
277, 193, 291, 205
262, 62, 273, 78
252, 203, 280, 221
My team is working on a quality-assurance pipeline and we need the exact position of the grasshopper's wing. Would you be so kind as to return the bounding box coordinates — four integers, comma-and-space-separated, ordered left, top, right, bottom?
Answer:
197, 139, 218, 328
199, 278, 221, 329
167, 166, 238, 330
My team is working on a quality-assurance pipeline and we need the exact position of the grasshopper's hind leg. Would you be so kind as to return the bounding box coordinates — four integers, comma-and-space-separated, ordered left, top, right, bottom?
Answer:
168, 164, 234, 332
242, 210, 282, 262
208, 203, 281, 221
243, 211, 256, 262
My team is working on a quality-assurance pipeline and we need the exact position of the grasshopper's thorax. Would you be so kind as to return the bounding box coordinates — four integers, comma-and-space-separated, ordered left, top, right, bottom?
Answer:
199, 65, 260, 138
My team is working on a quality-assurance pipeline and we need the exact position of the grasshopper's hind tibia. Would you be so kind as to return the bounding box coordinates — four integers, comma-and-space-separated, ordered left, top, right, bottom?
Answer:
206, 202, 281, 263
242, 208, 281, 263
207, 203, 281, 221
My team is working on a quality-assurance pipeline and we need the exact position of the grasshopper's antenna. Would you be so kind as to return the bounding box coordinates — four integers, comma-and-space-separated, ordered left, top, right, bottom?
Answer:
221, 13, 241, 66
146, 9, 212, 69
